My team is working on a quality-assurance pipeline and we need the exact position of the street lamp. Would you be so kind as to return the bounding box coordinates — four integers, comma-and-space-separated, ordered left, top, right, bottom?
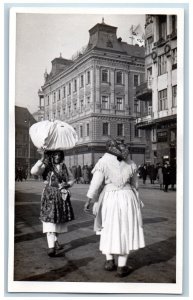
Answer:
24, 118, 31, 179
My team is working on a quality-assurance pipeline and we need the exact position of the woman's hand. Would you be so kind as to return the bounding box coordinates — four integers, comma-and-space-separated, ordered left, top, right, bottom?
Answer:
84, 198, 92, 212
37, 149, 46, 163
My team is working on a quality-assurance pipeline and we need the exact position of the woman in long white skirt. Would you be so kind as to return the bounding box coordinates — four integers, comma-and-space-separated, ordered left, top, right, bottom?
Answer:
84, 139, 145, 277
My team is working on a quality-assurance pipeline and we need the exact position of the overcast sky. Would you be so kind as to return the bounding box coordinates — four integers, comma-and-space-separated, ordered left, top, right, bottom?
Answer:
15, 13, 145, 114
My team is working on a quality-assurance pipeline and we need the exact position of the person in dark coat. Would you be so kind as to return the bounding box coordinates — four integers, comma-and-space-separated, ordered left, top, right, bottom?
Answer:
141, 164, 148, 184
76, 165, 82, 184
162, 163, 171, 192
149, 164, 157, 184
170, 163, 176, 191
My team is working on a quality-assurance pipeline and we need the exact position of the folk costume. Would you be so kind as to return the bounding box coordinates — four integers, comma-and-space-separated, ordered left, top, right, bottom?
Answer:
86, 139, 145, 277
31, 151, 75, 256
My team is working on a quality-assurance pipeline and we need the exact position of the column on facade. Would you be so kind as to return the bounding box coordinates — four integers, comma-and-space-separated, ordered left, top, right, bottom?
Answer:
110, 68, 115, 111
124, 71, 129, 114
152, 62, 158, 118
50, 91, 53, 120
167, 15, 172, 36
95, 65, 100, 111
153, 16, 159, 43
167, 54, 172, 111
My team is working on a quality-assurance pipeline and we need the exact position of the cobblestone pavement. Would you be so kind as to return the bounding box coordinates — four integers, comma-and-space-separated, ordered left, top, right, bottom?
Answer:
13, 179, 176, 284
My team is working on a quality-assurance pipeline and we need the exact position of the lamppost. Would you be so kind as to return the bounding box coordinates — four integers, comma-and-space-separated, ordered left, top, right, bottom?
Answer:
24, 118, 31, 179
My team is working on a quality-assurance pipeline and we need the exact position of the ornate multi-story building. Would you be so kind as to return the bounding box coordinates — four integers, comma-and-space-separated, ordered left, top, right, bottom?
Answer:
39, 20, 146, 167
135, 14, 177, 165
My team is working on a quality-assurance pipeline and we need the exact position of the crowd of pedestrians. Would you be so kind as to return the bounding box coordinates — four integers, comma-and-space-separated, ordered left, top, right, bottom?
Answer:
70, 164, 93, 184
138, 162, 176, 192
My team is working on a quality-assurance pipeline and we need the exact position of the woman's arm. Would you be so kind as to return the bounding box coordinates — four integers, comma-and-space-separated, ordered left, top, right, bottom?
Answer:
30, 150, 46, 176
84, 170, 105, 211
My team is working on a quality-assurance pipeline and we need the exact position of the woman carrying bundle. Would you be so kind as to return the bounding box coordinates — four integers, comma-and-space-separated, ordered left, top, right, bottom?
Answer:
31, 150, 75, 257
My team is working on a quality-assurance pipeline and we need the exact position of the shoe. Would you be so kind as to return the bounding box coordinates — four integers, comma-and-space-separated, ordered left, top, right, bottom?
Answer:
117, 266, 132, 277
55, 241, 63, 250
48, 248, 56, 257
104, 259, 116, 271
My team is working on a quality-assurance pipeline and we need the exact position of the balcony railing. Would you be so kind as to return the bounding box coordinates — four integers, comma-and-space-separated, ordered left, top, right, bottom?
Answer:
136, 79, 152, 101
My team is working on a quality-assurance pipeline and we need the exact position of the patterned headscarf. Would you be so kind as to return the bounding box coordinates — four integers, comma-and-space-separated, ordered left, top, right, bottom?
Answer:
106, 138, 129, 161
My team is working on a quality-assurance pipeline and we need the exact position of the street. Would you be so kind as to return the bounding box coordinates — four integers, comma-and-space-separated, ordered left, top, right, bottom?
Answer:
14, 179, 176, 283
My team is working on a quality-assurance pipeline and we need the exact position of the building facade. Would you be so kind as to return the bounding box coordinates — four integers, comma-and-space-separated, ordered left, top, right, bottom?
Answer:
39, 21, 146, 167
15, 106, 39, 176
135, 14, 177, 165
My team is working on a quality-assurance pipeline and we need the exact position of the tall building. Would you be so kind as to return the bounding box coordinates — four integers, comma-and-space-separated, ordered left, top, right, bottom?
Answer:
15, 106, 39, 176
39, 20, 146, 167
135, 15, 177, 165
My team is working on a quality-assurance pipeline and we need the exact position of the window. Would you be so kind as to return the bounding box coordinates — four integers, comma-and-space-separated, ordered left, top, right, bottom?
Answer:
146, 36, 153, 54
103, 123, 109, 136
53, 112, 56, 119
63, 86, 66, 98
158, 89, 168, 111
58, 110, 61, 117
117, 124, 124, 136
172, 48, 177, 67
157, 131, 168, 143
63, 107, 66, 115
134, 75, 139, 87
74, 103, 77, 111
116, 97, 124, 110
116, 71, 123, 84
101, 69, 108, 83
80, 100, 84, 113
172, 15, 177, 33
172, 85, 177, 107
53, 92, 56, 103
68, 83, 71, 95
101, 96, 109, 109
47, 96, 49, 106
47, 113, 49, 120
134, 100, 140, 114
135, 126, 141, 138
68, 105, 71, 114
158, 54, 167, 75
87, 71, 90, 84
158, 15, 166, 40
58, 89, 60, 101
74, 79, 77, 92
86, 123, 89, 136
80, 125, 83, 138
80, 75, 84, 88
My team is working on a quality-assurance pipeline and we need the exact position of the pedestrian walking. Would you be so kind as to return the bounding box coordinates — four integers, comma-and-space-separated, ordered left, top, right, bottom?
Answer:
141, 164, 148, 184
157, 164, 163, 190
162, 163, 171, 192
84, 139, 145, 277
170, 162, 176, 191
31, 150, 75, 257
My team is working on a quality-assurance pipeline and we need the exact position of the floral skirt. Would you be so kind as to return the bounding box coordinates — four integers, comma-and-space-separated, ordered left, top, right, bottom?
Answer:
40, 186, 74, 224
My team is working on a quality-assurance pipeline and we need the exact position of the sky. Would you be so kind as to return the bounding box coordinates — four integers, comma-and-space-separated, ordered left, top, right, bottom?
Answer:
15, 13, 145, 114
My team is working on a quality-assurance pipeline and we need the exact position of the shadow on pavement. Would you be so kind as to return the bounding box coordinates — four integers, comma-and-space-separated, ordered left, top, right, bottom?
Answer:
128, 236, 176, 280
18, 257, 94, 282
17, 235, 176, 282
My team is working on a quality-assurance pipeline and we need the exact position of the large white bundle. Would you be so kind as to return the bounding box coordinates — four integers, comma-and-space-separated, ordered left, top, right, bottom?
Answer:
29, 120, 78, 150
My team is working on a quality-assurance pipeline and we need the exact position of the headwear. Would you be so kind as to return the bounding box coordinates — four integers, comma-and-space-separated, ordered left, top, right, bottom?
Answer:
106, 138, 129, 161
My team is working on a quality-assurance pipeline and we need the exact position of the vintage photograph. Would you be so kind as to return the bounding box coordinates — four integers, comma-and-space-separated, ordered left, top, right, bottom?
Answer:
8, 7, 184, 294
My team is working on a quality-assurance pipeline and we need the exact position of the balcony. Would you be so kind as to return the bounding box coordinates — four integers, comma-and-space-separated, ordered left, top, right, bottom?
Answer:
136, 79, 152, 101
135, 106, 154, 128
